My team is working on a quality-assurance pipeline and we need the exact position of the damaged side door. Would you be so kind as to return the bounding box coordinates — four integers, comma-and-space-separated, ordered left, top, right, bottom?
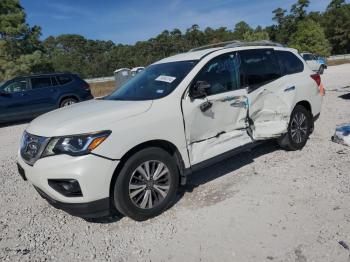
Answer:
182, 52, 252, 165
239, 49, 296, 140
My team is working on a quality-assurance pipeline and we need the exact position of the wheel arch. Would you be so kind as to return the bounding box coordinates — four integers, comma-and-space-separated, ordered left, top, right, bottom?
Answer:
109, 139, 186, 200
295, 100, 312, 115
294, 100, 314, 131
58, 94, 80, 107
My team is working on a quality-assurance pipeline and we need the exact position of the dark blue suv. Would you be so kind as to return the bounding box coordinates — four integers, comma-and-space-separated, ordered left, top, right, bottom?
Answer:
0, 73, 93, 124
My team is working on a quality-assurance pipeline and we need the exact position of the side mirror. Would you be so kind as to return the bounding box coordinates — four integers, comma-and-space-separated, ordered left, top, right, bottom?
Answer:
191, 81, 211, 99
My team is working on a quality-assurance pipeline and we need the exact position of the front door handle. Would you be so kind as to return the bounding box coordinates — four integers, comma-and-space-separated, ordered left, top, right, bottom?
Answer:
230, 96, 248, 108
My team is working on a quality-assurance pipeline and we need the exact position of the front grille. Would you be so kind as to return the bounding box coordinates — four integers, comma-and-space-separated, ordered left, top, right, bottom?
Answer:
20, 131, 49, 166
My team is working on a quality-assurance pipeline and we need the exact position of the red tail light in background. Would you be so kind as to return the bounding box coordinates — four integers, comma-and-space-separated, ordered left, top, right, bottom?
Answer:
82, 82, 90, 91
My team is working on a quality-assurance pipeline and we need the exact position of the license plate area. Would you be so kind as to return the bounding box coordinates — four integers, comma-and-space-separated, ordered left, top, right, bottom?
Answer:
17, 163, 27, 181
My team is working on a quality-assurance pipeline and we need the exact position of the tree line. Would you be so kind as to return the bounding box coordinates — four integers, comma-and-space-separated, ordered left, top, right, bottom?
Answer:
0, 0, 349, 81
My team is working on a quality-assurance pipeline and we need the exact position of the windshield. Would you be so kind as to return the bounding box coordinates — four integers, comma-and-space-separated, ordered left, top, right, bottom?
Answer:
302, 54, 314, 61
106, 61, 197, 101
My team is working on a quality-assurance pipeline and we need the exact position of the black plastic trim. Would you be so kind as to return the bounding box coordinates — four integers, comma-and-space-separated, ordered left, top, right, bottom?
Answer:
48, 179, 83, 197
34, 186, 110, 218
313, 113, 320, 122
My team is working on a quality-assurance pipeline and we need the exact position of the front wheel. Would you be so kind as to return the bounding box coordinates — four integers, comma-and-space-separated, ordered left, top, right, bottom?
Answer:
112, 147, 179, 221
278, 105, 312, 151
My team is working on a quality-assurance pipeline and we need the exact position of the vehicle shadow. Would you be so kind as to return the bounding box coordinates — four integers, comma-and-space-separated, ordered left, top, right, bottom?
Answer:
177, 140, 279, 195
84, 209, 124, 224
87, 140, 280, 224
338, 92, 350, 100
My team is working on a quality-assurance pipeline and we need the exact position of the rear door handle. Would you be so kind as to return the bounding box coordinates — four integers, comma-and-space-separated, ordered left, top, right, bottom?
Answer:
284, 86, 295, 92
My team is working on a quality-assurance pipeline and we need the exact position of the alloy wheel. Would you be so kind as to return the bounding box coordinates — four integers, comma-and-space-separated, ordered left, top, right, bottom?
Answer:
128, 160, 171, 209
290, 112, 308, 144
62, 99, 76, 107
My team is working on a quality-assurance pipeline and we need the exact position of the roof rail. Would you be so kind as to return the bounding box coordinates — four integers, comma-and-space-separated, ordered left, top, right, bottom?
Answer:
189, 40, 284, 52
189, 40, 242, 52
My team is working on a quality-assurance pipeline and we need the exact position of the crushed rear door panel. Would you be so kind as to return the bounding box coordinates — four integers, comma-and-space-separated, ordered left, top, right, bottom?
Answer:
248, 77, 295, 140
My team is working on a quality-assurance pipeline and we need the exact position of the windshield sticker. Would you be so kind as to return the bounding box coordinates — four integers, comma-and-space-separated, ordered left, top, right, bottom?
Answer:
156, 89, 164, 94
155, 75, 176, 83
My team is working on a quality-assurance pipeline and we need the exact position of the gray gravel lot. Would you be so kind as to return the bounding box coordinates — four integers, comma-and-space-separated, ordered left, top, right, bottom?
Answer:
1, 64, 350, 262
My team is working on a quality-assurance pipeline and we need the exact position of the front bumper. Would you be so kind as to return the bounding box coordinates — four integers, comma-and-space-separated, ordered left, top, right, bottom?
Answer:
17, 153, 119, 218
34, 186, 110, 218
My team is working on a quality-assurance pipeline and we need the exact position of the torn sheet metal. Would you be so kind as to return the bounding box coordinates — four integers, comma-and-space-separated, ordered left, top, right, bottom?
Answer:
248, 88, 292, 140
332, 124, 350, 146
188, 130, 252, 164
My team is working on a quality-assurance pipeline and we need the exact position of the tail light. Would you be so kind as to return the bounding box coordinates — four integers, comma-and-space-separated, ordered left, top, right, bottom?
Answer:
311, 74, 325, 96
311, 74, 321, 86
82, 82, 90, 91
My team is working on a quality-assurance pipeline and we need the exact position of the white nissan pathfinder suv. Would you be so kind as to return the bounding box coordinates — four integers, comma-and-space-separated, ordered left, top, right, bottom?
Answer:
17, 41, 324, 221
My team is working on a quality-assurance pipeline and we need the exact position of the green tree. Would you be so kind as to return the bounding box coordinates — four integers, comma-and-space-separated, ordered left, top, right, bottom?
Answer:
322, 0, 350, 54
291, 0, 310, 20
233, 21, 253, 40
0, 0, 51, 81
243, 26, 270, 41
288, 19, 331, 56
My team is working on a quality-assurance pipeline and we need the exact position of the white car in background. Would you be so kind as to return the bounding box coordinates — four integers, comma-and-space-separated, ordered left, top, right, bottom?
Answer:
301, 52, 327, 74
17, 41, 324, 221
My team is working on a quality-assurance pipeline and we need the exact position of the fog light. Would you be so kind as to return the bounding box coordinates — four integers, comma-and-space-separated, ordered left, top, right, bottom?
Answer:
48, 179, 83, 197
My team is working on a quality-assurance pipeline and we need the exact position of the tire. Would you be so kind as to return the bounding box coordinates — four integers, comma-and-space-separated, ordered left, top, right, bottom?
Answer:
60, 97, 78, 108
113, 147, 179, 221
278, 105, 312, 151
318, 65, 324, 75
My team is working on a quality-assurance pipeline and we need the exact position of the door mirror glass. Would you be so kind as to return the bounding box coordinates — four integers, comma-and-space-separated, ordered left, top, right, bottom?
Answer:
191, 81, 211, 99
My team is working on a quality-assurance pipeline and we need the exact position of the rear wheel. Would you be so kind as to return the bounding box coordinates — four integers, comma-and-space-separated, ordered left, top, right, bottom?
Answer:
60, 97, 78, 108
113, 147, 179, 221
278, 105, 312, 151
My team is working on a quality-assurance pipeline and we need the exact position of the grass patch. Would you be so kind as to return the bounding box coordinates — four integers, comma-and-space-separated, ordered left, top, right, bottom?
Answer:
327, 59, 350, 66
89, 81, 117, 98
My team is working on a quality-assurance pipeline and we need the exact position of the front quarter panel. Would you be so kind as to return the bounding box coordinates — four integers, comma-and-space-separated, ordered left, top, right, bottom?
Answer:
92, 97, 190, 168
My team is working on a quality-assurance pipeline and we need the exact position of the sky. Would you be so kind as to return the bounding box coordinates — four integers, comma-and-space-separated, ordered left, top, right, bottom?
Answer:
21, 0, 332, 44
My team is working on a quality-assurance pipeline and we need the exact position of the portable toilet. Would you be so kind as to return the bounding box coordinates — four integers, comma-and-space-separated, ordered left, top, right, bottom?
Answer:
130, 67, 145, 77
114, 68, 131, 88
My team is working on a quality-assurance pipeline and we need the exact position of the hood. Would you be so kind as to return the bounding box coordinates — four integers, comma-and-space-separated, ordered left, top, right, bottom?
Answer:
27, 99, 152, 137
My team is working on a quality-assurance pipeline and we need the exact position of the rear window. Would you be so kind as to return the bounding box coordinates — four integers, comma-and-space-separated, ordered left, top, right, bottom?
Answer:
276, 51, 304, 75
31, 77, 52, 89
239, 49, 281, 87
302, 54, 314, 61
57, 75, 73, 85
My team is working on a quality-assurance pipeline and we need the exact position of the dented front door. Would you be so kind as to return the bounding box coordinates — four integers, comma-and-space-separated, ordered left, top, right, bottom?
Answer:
182, 52, 252, 165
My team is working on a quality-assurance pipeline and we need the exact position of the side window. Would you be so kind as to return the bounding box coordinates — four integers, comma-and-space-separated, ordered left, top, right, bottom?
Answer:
276, 51, 304, 75
193, 53, 242, 96
57, 75, 73, 85
239, 49, 281, 88
31, 77, 52, 89
2, 80, 27, 93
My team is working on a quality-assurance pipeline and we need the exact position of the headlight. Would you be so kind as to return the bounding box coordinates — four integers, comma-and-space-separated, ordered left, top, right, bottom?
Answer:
42, 130, 111, 157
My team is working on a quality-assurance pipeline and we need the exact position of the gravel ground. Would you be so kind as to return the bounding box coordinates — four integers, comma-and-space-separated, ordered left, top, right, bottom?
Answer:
1, 64, 350, 262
